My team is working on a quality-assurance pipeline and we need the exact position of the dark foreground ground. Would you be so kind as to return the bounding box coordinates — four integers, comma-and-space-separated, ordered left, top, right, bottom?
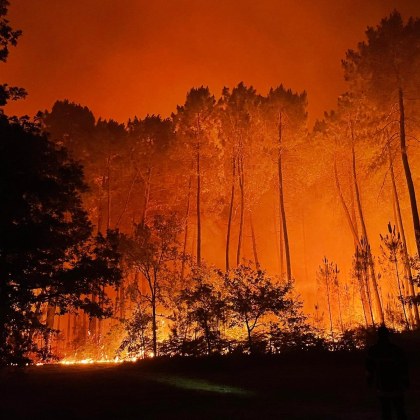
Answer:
1, 351, 419, 420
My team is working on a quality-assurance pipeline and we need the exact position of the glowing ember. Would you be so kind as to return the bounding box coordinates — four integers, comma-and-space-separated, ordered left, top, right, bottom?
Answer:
58, 357, 138, 366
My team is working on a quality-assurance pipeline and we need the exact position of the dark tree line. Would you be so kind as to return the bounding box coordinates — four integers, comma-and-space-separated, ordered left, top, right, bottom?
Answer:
0, 1, 122, 365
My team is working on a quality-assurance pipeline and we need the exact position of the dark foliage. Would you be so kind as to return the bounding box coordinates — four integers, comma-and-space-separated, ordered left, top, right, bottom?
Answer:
0, 116, 122, 365
0, 1, 26, 107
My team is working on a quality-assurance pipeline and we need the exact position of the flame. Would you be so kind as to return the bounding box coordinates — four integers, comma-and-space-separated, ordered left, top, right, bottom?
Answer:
58, 357, 138, 366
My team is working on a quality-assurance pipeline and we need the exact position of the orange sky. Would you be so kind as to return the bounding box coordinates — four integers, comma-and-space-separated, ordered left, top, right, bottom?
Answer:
2, 0, 420, 124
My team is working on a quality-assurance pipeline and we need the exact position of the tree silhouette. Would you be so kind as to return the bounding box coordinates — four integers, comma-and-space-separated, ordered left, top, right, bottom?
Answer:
264, 85, 307, 281
181, 270, 225, 355
173, 87, 216, 266
120, 214, 181, 356
222, 265, 293, 354
0, 117, 122, 364
0, 0, 26, 107
343, 11, 420, 258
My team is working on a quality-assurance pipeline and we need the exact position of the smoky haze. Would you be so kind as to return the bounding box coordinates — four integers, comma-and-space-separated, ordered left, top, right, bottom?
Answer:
3, 0, 420, 124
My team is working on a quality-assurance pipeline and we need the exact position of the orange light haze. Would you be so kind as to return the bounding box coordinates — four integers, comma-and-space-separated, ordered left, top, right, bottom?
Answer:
3, 0, 420, 125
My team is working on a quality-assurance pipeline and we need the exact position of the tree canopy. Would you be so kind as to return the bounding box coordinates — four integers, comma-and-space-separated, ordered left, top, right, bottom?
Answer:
0, 117, 122, 364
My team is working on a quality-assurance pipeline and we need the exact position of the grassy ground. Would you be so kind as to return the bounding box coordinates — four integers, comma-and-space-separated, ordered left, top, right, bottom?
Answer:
0, 351, 419, 419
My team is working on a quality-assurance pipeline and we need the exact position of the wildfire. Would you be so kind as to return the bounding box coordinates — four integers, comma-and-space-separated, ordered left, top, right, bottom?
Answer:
58, 357, 139, 366
28, 357, 141, 367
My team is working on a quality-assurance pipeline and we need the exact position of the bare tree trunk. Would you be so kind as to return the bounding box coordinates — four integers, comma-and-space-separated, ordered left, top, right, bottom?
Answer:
301, 207, 309, 283
66, 313, 71, 349
272, 197, 283, 274
334, 160, 372, 325
196, 117, 202, 266
46, 305, 55, 330
106, 156, 111, 231
392, 195, 416, 328
394, 259, 410, 329
334, 161, 360, 244
89, 295, 97, 343
144, 270, 158, 356
278, 112, 291, 281
362, 265, 375, 328
151, 293, 157, 356
323, 262, 334, 337
72, 313, 79, 346
181, 175, 192, 281
226, 157, 235, 271
389, 147, 420, 327
97, 176, 105, 234
99, 161, 113, 345
119, 282, 125, 320
82, 312, 87, 344
355, 273, 370, 328
90, 187, 105, 346
348, 169, 360, 240
116, 167, 139, 228
279, 204, 284, 276
350, 141, 384, 324
98, 286, 104, 349
141, 167, 152, 227
236, 154, 245, 266
249, 211, 260, 269
336, 275, 344, 333
43, 304, 56, 359
399, 88, 420, 257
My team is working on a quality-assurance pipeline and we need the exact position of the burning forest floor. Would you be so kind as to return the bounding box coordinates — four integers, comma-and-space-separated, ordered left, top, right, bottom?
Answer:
1, 351, 420, 420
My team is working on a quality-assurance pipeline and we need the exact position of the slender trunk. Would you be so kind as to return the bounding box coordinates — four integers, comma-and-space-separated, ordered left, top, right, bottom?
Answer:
226, 157, 235, 271
119, 282, 125, 320
392, 199, 410, 324
82, 312, 87, 343
196, 117, 202, 266
106, 156, 111, 231
204, 322, 211, 355
56, 316, 61, 355
115, 167, 139, 228
334, 160, 372, 324
97, 176, 105, 234
324, 265, 334, 337
236, 154, 245, 266
272, 197, 283, 274
246, 321, 253, 353
98, 286, 104, 348
181, 175, 192, 281
356, 272, 370, 328
72, 313, 79, 344
279, 206, 284, 276
301, 207, 309, 283
66, 313, 71, 348
89, 295, 97, 342
399, 88, 420, 257
141, 167, 152, 226
363, 267, 375, 329
357, 248, 375, 327
351, 140, 384, 324
395, 260, 410, 329
348, 168, 360, 241
278, 112, 291, 280
151, 293, 157, 356
336, 276, 344, 333
250, 211, 260, 269
43, 304, 56, 359
334, 160, 360, 245
46, 304, 55, 329
389, 147, 420, 327
90, 188, 104, 345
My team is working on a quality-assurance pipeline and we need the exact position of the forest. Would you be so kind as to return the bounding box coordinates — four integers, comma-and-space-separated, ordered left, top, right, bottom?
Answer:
1, 3, 420, 366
